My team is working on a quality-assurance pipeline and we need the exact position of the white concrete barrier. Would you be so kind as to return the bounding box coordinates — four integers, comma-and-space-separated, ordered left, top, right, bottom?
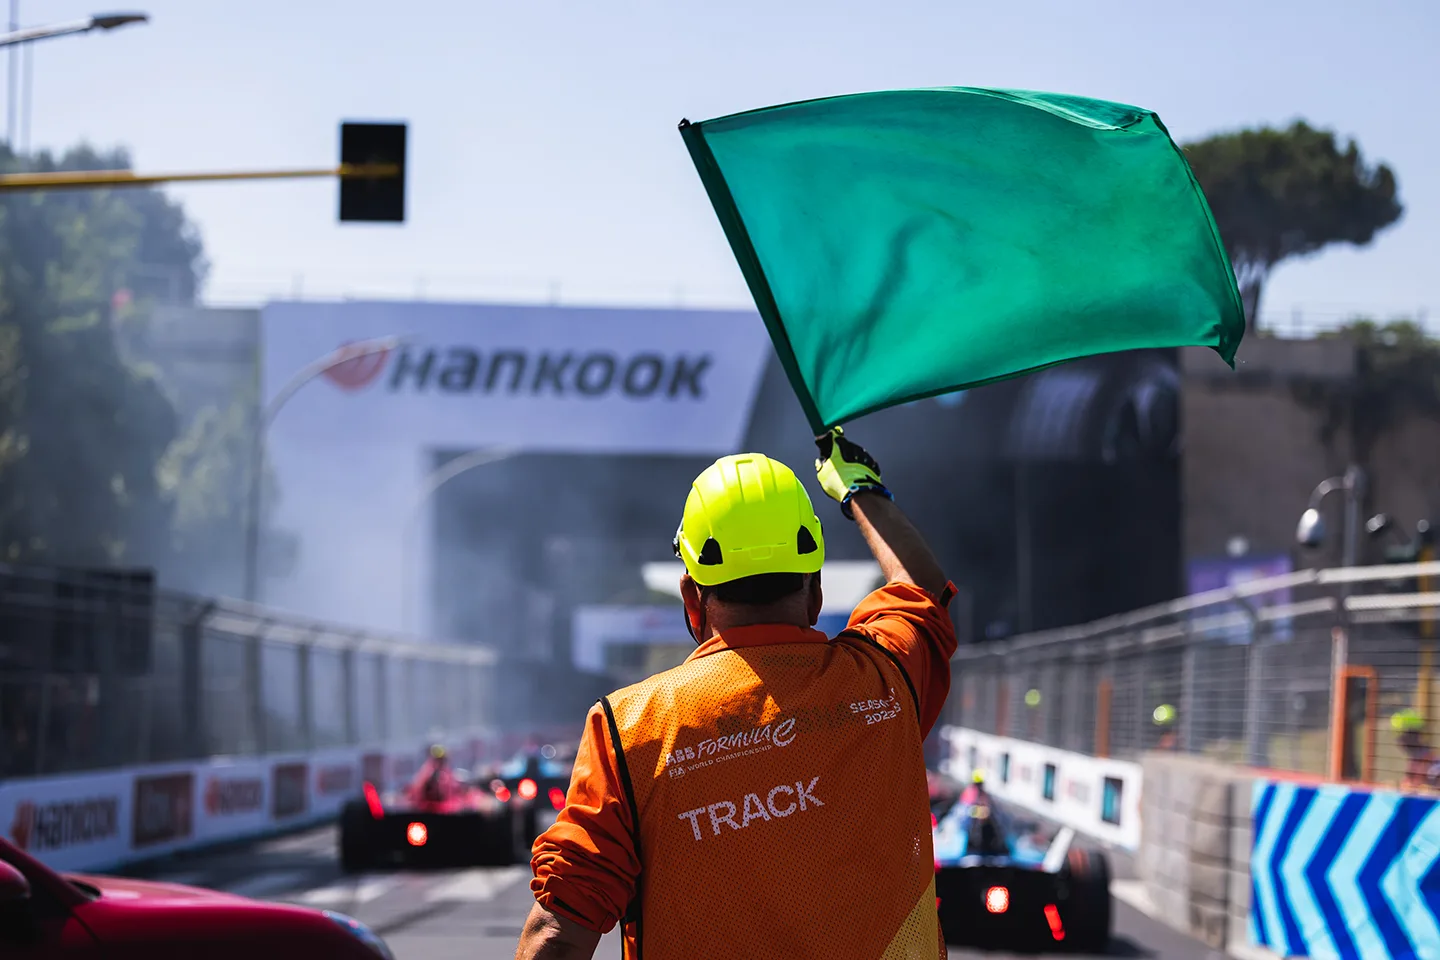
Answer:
939, 726, 1143, 851
0, 727, 530, 873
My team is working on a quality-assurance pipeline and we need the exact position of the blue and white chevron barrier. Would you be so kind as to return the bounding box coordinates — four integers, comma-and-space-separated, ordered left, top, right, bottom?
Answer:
1251, 780, 1440, 959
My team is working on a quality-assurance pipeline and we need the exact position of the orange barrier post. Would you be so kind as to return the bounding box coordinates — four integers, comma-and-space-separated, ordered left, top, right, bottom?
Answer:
1330, 665, 1378, 783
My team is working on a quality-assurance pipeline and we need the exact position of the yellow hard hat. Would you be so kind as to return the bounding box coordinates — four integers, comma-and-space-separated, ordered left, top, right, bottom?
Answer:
972, 770, 985, 784
673, 453, 824, 587
429, 744, 447, 760
1392, 709, 1425, 733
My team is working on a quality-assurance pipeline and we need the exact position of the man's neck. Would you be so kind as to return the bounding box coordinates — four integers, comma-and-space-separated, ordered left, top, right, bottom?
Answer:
704, 613, 811, 639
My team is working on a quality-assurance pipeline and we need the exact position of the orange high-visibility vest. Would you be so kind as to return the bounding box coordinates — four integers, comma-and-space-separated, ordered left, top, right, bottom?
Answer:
599, 628, 939, 959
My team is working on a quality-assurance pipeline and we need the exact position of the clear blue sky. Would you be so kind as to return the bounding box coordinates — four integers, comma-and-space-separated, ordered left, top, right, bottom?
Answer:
16, 0, 1439, 329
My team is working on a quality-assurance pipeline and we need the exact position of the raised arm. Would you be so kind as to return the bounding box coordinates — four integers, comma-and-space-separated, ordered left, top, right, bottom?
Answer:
814, 427, 946, 597
849, 491, 947, 599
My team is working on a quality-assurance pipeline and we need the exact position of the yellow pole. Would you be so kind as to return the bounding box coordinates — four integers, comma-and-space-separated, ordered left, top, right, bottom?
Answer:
0, 162, 399, 192
1421, 644, 1435, 753
1421, 544, 1436, 753
1421, 544, 1436, 642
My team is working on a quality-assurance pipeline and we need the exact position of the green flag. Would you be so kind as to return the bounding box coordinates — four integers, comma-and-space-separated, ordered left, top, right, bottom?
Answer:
680, 87, 1245, 433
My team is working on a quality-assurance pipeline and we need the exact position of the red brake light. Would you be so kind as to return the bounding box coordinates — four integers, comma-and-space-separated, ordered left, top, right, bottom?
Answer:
931, 812, 938, 828
519, 778, 538, 800
548, 787, 566, 810
494, 784, 511, 802
406, 821, 428, 847
985, 886, 1009, 914
1044, 903, 1065, 940
363, 781, 384, 819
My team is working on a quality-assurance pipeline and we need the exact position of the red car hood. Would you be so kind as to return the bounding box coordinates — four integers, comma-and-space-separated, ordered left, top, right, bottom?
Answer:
67, 873, 248, 903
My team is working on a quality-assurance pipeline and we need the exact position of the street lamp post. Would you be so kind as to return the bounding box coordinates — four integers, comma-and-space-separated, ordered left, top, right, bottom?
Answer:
2, 10, 149, 145
243, 335, 406, 604
1296, 464, 1366, 568
399, 448, 519, 635
0, 11, 147, 47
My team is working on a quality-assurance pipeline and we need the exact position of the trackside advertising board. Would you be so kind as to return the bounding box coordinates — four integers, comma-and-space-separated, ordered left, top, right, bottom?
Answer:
0, 770, 130, 872
0, 730, 510, 873
196, 759, 269, 842
939, 726, 1143, 851
260, 301, 772, 632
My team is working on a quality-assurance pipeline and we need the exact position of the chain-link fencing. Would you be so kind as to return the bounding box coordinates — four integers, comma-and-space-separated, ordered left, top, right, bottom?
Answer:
948, 560, 1440, 790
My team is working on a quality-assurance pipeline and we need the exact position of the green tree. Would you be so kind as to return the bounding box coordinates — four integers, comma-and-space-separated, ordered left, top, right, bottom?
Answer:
1184, 122, 1403, 328
154, 396, 272, 594
0, 144, 206, 569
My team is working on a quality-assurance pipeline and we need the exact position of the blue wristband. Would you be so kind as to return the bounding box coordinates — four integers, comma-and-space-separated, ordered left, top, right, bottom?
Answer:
840, 483, 893, 520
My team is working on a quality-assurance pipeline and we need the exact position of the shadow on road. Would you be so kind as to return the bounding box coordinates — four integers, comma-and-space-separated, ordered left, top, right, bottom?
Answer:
1104, 934, 1157, 957
947, 933, 1155, 959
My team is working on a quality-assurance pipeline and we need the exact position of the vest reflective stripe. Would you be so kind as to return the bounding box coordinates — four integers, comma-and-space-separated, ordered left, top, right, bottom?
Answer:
603, 633, 939, 960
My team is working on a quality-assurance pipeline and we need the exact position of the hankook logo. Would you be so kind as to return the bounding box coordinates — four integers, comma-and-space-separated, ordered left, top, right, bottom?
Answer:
9, 797, 119, 852
204, 776, 264, 817
322, 342, 392, 391
322, 345, 713, 400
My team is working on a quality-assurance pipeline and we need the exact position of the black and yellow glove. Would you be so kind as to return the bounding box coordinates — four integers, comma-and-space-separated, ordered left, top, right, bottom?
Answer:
814, 426, 893, 520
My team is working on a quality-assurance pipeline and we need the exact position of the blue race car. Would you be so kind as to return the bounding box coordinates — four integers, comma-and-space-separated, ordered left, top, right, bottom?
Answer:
480, 745, 575, 852
932, 776, 1111, 953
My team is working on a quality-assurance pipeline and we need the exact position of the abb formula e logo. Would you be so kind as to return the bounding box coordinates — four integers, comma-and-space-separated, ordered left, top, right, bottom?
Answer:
272, 763, 309, 819
9, 796, 120, 852
133, 773, 195, 848
315, 764, 355, 797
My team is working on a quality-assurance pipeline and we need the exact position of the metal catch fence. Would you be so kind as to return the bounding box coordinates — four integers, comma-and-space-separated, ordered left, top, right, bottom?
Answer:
0, 564, 500, 779
948, 560, 1440, 791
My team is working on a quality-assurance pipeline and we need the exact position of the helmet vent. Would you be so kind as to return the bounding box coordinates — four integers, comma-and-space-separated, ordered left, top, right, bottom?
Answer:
797, 526, 818, 555
698, 537, 724, 565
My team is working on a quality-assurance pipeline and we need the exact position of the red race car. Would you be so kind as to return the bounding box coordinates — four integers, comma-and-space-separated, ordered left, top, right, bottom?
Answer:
0, 836, 393, 959
339, 747, 515, 871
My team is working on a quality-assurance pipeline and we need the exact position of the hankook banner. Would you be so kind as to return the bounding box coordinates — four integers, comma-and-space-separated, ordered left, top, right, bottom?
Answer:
259, 301, 772, 630
260, 301, 770, 455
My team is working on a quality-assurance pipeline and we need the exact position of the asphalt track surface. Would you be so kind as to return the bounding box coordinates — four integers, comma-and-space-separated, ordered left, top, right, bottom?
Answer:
117, 815, 1218, 960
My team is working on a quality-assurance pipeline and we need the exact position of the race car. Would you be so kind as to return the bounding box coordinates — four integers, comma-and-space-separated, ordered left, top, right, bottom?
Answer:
0, 835, 393, 959
480, 744, 574, 852
338, 748, 516, 872
933, 778, 1111, 953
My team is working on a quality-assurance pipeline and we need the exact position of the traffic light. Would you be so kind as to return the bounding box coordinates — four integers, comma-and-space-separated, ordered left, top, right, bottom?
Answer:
339, 122, 407, 223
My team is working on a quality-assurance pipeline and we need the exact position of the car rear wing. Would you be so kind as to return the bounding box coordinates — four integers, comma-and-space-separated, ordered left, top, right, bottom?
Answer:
1040, 826, 1075, 874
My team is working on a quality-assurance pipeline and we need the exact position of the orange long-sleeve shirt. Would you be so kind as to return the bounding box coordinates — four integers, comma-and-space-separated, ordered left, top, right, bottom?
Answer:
530, 579, 957, 935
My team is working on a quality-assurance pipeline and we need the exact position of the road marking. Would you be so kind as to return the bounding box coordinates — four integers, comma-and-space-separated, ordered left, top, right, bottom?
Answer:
425, 867, 527, 902
224, 869, 312, 899
295, 876, 397, 906
262, 827, 337, 854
